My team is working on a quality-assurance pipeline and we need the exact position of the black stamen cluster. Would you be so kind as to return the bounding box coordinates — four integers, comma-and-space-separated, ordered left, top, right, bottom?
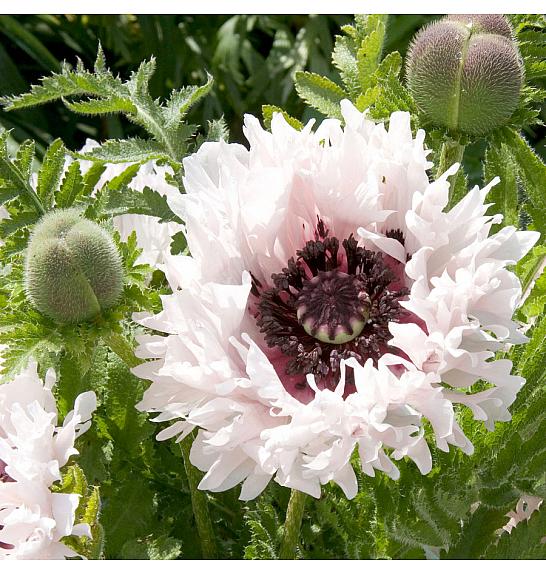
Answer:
255, 221, 409, 389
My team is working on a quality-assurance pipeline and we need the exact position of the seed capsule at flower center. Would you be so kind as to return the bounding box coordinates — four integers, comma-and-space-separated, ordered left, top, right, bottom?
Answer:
296, 270, 369, 345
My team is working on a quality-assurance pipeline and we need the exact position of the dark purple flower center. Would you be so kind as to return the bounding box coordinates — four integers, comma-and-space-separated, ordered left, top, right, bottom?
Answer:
254, 219, 408, 389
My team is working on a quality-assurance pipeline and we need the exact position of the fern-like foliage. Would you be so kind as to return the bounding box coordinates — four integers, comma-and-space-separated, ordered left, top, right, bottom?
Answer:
0, 46, 213, 177
293, 15, 415, 124
509, 14, 546, 130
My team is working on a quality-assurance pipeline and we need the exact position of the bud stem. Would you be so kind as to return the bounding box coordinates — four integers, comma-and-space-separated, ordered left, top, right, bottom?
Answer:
279, 489, 307, 559
179, 435, 218, 559
436, 138, 466, 209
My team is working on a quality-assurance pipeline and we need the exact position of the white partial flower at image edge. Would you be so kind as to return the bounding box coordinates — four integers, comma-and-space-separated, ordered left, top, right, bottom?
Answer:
0, 361, 96, 559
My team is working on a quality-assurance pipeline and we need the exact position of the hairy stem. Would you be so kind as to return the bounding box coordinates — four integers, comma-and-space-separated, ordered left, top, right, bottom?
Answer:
279, 489, 307, 559
521, 253, 546, 305
179, 435, 218, 559
8, 163, 46, 216
436, 138, 466, 209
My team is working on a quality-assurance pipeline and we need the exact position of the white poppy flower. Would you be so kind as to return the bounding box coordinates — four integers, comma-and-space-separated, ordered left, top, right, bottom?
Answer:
133, 101, 538, 499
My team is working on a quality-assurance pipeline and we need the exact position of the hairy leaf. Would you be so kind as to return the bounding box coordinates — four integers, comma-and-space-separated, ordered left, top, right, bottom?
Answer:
262, 104, 304, 131
75, 138, 170, 164
294, 71, 347, 120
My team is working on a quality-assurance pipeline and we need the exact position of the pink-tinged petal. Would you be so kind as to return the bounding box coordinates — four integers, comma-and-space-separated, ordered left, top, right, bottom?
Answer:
129, 107, 535, 500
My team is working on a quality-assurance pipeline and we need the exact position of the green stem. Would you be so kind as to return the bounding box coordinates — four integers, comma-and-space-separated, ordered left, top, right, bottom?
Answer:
134, 102, 178, 161
102, 331, 142, 368
279, 489, 307, 560
436, 138, 466, 209
7, 161, 46, 216
179, 435, 218, 559
521, 253, 546, 304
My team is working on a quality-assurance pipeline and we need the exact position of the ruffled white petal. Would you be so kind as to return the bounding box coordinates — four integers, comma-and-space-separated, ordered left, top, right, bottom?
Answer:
134, 102, 537, 499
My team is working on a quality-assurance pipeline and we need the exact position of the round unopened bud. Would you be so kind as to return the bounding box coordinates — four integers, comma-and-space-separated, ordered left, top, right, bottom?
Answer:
407, 14, 523, 136
25, 208, 123, 324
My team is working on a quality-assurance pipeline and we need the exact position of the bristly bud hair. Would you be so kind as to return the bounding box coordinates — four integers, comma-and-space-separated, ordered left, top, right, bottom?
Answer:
25, 208, 124, 324
406, 14, 523, 136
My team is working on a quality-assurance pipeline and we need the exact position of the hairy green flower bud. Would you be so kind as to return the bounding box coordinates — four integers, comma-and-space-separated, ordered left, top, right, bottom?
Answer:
407, 14, 523, 136
25, 208, 123, 324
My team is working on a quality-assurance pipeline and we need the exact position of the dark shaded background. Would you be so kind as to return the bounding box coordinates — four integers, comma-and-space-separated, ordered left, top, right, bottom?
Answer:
0, 15, 544, 174
0, 15, 434, 147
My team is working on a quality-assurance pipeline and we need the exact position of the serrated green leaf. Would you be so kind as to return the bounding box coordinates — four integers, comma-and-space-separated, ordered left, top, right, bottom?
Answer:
355, 85, 381, 112
1, 63, 107, 110
513, 314, 546, 407
162, 73, 213, 128
120, 535, 182, 560
294, 71, 346, 120
101, 464, 157, 557
0, 180, 20, 205
0, 132, 44, 215
357, 21, 386, 92
443, 505, 509, 559
170, 230, 187, 255
205, 117, 229, 142
37, 138, 65, 210
520, 267, 546, 318
81, 162, 107, 197
2, 49, 211, 170
500, 128, 546, 237
375, 51, 402, 80
75, 138, 170, 164
483, 505, 546, 559
244, 501, 282, 559
83, 486, 101, 526
96, 185, 180, 223
128, 58, 156, 99
102, 163, 141, 192
484, 142, 519, 231
516, 245, 546, 320
14, 139, 36, 180
0, 210, 40, 237
63, 96, 137, 115
56, 160, 84, 208
332, 36, 359, 97
262, 104, 304, 131
52, 464, 88, 497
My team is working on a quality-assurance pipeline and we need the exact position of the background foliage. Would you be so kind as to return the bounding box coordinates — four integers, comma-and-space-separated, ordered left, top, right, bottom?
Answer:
1, 15, 543, 173
0, 14, 545, 560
